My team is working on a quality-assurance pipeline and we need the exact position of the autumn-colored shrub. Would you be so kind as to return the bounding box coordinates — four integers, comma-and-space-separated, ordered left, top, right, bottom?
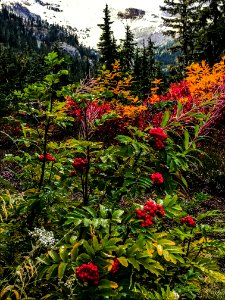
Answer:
1, 53, 225, 300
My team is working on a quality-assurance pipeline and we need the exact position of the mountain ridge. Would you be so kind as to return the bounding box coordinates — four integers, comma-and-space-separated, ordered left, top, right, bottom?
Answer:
0, 0, 167, 48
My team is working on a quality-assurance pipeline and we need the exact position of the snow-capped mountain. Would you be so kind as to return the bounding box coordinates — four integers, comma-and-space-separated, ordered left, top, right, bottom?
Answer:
0, 0, 168, 48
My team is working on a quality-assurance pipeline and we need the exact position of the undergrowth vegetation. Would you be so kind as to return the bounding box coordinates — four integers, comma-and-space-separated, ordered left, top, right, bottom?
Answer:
1, 52, 225, 299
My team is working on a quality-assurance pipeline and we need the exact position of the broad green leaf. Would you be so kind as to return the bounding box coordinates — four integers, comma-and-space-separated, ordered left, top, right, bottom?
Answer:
184, 130, 189, 150
46, 264, 58, 280
59, 246, 68, 262
83, 240, 95, 257
118, 256, 128, 267
99, 204, 108, 218
92, 235, 101, 252
176, 101, 183, 118
161, 110, 170, 127
71, 242, 80, 261
83, 206, 97, 218
98, 279, 119, 290
112, 209, 124, 222
115, 135, 133, 144
156, 244, 163, 256
48, 250, 60, 263
127, 258, 140, 271
76, 253, 92, 263
58, 262, 67, 279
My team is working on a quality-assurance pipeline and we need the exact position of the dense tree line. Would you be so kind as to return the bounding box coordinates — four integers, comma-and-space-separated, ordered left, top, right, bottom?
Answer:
0, 6, 99, 115
97, 1, 225, 85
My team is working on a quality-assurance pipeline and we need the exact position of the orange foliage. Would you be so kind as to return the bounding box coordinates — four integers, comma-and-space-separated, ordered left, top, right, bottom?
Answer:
186, 56, 225, 103
93, 60, 147, 119
147, 79, 163, 104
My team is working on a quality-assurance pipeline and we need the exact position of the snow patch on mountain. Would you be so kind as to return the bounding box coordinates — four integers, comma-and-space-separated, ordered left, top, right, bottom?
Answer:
1, 0, 166, 48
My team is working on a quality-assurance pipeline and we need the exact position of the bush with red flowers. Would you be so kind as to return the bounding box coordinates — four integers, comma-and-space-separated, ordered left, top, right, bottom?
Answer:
4, 52, 225, 300
136, 200, 165, 227
150, 172, 164, 184
76, 262, 100, 285
180, 216, 196, 227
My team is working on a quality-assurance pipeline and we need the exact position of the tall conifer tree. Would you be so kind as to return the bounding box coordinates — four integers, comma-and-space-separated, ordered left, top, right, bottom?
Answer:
97, 4, 117, 69
119, 25, 136, 71
160, 0, 200, 68
196, 0, 225, 64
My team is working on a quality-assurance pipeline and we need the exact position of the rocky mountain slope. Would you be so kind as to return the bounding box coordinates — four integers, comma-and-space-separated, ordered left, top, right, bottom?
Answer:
0, 0, 168, 48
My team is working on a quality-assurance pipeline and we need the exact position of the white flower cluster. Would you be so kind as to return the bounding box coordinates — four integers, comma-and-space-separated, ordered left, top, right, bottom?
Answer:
29, 227, 57, 248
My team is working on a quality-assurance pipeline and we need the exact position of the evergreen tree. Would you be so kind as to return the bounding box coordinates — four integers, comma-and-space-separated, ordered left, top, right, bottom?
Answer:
97, 4, 117, 69
160, 0, 200, 68
133, 38, 159, 98
119, 25, 136, 71
196, 0, 225, 64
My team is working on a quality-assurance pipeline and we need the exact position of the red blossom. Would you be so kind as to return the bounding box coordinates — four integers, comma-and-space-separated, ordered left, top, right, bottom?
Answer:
180, 216, 196, 227
149, 127, 168, 141
150, 172, 164, 184
39, 153, 55, 162
136, 200, 165, 227
76, 262, 100, 285
72, 158, 88, 171
149, 127, 168, 150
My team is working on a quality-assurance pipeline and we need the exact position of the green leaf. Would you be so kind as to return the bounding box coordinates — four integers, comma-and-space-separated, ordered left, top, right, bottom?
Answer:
181, 175, 188, 187
59, 246, 68, 262
98, 279, 119, 290
184, 130, 190, 150
46, 264, 58, 280
112, 209, 124, 222
138, 176, 153, 188
58, 262, 67, 279
161, 110, 170, 127
92, 235, 101, 252
83, 240, 95, 257
83, 206, 97, 218
118, 257, 128, 267
71, 242, 80, 261
176, 101, 183, 118
99, 205, 108, 218
115, 135, 133, 144
48, 250, 60, 263
76, 253, 92, 263
127, 258, 140, 271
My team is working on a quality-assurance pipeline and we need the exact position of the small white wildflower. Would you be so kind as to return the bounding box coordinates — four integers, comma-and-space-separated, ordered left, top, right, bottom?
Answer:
29, 227, 57, 248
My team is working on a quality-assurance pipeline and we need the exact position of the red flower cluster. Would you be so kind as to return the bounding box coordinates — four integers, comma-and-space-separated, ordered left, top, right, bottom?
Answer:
76, 262, 100, 285
169, 80, 190, 101
150, 172, 164, 184
72, 158, 88, 171
149, 127, 168, 150
180, 216, 196, 227
136, 200, 165, 227
110, 259, 120, 274
39, 153, 55, 162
